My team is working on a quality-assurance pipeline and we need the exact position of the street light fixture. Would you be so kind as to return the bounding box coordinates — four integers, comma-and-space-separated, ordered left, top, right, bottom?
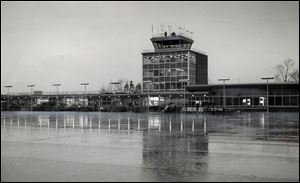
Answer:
53, 83, 61, 111
27, 84, 35, 111
218, 78, 230, 109
261, 77, 274, 113
144, 80, 152, 112
4, 85, 13, 111
80, 82, 89, 111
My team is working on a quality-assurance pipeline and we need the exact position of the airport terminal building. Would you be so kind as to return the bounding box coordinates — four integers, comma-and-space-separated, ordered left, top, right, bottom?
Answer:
1, 31, 299, 112
140, 32, 298, 111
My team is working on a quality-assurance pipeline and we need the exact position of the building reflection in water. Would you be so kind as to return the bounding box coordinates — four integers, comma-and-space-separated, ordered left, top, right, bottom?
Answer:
2, 112, 299, 138
143, 114, 208, 179
1, 111, 298, 153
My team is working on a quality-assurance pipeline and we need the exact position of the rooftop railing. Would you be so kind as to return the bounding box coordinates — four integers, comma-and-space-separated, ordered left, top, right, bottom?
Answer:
2, 90, 102, 96
142, 48, 207, 55
2, 90, 144, 96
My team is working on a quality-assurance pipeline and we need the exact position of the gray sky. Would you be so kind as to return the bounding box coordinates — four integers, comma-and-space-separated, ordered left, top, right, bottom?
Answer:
1, 1, 299, 93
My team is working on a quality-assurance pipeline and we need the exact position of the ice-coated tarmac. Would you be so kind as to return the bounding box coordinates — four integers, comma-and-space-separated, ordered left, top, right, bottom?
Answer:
1, 111, 299, 182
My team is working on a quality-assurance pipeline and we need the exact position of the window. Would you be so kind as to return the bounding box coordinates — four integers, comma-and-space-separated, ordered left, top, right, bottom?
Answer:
159, 58, 164, 63
283, 97, 290, 105
171, 83, 176, 90
160, 83, 165, 89
171, 57, 175, 62
291, 96, 298, 105
165, 83, 170, 89
165, 56, 171, 63
159, 70, 164, 76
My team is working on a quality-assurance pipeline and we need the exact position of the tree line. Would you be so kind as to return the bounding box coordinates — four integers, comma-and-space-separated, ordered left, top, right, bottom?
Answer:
100, 79, 142, 93
274, 58, 299, 83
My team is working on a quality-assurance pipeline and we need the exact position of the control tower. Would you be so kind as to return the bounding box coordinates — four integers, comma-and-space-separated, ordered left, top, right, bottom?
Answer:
142, 31, 208, 92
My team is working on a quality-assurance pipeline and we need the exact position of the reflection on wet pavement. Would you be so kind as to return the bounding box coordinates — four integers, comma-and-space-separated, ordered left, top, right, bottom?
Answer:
1, 112, 299, 181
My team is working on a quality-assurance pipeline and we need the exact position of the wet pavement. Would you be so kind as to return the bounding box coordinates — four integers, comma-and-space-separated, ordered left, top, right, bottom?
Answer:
1, 111, 299, 182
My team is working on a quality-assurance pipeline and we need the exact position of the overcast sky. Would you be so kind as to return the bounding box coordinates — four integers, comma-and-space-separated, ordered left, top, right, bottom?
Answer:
1, 1, 299, 93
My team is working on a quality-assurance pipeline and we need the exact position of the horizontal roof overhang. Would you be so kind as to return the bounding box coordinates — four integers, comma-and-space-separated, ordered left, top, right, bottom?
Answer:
186, 83, 299, 92
151, 35, 193, 43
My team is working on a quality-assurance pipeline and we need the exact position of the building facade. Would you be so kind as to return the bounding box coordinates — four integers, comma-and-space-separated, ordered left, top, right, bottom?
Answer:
142, 32, 207, 93
186, 83, 299, 111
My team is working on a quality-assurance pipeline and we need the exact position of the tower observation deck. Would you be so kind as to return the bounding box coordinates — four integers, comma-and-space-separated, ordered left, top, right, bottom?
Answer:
150, 32, 194, 51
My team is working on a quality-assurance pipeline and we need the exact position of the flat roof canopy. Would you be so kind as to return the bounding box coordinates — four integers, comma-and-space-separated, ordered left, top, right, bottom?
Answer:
186, 83, 299, 92
151, 35, 193, 43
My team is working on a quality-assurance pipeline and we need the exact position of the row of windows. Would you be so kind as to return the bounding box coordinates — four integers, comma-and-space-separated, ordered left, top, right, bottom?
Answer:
155, 43, 191, 49
143, 52, 196, 64
143, 76, 189, 82
143, 63, 188, 69
143, 69, 188, 77
143, 82, 189, 90
201, 96, 299, 106
143, 57, 188, 64
211, 88, 299, 96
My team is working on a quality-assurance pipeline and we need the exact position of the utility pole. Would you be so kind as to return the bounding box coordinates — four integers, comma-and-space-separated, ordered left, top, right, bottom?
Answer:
80, 83, 89, 111
4, 85, 13, 111
53, 83, 61, 111
218, 78, 230, 109
27, 84, 35, 111
261, 77, 274, 113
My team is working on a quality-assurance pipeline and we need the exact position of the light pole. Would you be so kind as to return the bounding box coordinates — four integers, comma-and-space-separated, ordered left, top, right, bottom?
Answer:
53, 83, 61, 111
218, 78, 230, 109
261, 77, 274, 113
144, 80, 152, 112
110, 81, 121, 99
4, 85, 13, 111
27, 84, 35, 111
80, 83, 89, 111
110, 81, 121, 112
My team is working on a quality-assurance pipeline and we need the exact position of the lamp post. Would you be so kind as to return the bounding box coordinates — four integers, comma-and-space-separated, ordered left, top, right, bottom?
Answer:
53, 83, 61, 111
218, 78, 230, 109
80, 83, 89, 111
27, 84, 35, 111
110, 81, 121, 112
110, 81, 121, 99
4, 85, 13, 111
144, 80, 152, 112
261, 77, 274, 113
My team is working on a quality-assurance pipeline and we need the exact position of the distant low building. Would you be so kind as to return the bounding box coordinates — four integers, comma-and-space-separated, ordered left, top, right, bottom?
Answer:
186, 82, 299, 111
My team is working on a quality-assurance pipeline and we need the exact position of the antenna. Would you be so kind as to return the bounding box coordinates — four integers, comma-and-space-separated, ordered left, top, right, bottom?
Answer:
151, 24, 153, 36
168, 25, 172, 34
160, 24, 165, 33
186, 29, 190, 37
